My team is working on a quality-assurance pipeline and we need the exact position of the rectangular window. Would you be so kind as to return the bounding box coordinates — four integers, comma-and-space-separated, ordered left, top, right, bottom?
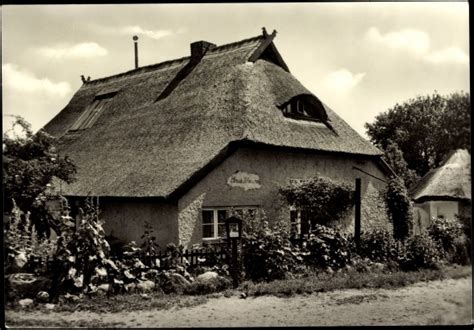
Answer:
69, 93, 116, 131
201, 206, 257, 240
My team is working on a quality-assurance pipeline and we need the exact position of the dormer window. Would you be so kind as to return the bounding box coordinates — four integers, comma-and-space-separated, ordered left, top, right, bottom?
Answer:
280, 94, 328, 123
69, 89, 118, 131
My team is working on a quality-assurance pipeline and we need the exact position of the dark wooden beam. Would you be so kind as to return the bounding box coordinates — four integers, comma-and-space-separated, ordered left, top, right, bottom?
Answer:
355, 178, 361, 246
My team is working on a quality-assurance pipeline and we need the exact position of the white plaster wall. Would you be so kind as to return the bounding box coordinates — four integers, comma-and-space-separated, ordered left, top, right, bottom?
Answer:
100, 201, 178, 248
178, 147, 391, 247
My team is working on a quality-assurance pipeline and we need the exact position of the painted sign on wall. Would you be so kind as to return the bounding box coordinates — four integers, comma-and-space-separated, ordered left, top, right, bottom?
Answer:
227, 171, 261, 191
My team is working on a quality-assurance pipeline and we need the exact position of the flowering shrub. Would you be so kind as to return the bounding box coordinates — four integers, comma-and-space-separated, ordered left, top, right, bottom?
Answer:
398, 234, 443, 271
49, 197, 116, 297
301, 224, 352, 270
4, 199, 56, 275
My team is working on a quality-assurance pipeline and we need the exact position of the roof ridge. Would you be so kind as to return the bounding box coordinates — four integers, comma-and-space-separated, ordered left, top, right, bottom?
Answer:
84, 34, 264, 86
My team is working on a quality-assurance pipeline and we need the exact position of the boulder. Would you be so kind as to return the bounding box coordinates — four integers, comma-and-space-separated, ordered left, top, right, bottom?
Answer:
137, 280, 155, 293
196, 271, 219, 282
14, 252, 28, 269
18, 298, 34, 308
7, 273, 52, 299
160, 272, 191, 294
186, 274, 232, 294
36, 291, 50, 303
44, 303, 56, 310
98, 283, 111, 292
125, 283, 137, 293
63, 293, 81, 302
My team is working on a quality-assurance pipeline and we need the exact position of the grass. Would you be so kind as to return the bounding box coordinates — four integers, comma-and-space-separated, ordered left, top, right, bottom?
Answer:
6, 265, 470, 314
55, 292, 209, 313
239, 265, 471, 298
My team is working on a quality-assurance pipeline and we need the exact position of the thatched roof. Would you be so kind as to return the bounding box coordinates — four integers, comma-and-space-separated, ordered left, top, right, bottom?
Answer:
410, 149, 471, 202
43, 30, 384, 199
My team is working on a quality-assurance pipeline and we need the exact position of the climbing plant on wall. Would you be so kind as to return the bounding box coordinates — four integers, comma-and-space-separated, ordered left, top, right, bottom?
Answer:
279, 175, 354, 225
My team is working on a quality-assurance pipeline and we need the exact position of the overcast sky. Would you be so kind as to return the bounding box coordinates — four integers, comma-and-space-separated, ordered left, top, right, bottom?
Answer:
2, 3, 470, 138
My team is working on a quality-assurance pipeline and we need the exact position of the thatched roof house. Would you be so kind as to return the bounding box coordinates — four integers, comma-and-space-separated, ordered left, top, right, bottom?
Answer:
44, 29, 393, 247
410, 149, 471, 203
411, 149, 471, 232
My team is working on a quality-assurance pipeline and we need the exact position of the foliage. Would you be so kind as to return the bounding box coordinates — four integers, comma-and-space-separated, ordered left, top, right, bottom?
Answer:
385, 177, 413, 240
49, 197, 115, 296
427, 217, 470, 265
240, 265, 471, 298
279, 175, 354, 226
140, 221, 160, 267
300, 224, 352, 270
427, 217, 463, 256
355, 228, 400, 268
365, 91, 470, 177
184, 276, 232, 295
3, 116, 77, 235
241, 210, 301, 282
4, 199, 56, 275
382, 140, 419, 188
398, 234, 443, 271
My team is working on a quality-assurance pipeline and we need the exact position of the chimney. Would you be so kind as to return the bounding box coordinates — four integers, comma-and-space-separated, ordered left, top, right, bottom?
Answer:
190, 41, 216, 61
133, 35, 139, 69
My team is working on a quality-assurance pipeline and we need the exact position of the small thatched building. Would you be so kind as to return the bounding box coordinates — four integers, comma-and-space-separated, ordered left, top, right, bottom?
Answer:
43, 29, 394, 247
410, 149, 471, 233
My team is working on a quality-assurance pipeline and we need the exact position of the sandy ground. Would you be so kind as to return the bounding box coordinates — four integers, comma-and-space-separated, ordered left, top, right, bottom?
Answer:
6, 276, 472, 327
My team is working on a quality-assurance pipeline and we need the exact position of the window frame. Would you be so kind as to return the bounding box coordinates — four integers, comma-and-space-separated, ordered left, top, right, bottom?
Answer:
201, 206, 257, 241
69, 92, 117, 131
280, 95, 327, 123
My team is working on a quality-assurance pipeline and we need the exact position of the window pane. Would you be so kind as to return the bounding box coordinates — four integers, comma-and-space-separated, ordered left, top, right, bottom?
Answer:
202, 210, 213, 224
202, 224, 214, 238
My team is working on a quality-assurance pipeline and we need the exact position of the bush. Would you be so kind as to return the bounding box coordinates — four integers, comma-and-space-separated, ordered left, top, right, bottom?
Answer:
398, 234, 443, 271
279, 175, 354, 226
301, 224, 352, 270
427, 217, 467, 264
241, 210, 301, 282
355, 229, 400, 268
385, 177, 413, 240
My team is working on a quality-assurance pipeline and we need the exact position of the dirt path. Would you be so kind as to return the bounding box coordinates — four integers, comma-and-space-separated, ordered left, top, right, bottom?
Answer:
6, 277, 472, 327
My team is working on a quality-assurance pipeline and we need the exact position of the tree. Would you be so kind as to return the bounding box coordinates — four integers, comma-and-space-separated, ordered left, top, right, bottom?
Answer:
3, 116, 77, 235
365, 91, 470, 177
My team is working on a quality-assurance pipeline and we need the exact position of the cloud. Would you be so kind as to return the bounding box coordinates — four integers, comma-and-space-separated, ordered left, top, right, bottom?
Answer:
2, 64, 73, 133
36, 42, 108, 59
3, 63, 71, 97
93, 24, 185, 40
365, 27, 469, 65
323, 69, 366, 92
365, 27, 430, 54
425, 47, 469, 64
